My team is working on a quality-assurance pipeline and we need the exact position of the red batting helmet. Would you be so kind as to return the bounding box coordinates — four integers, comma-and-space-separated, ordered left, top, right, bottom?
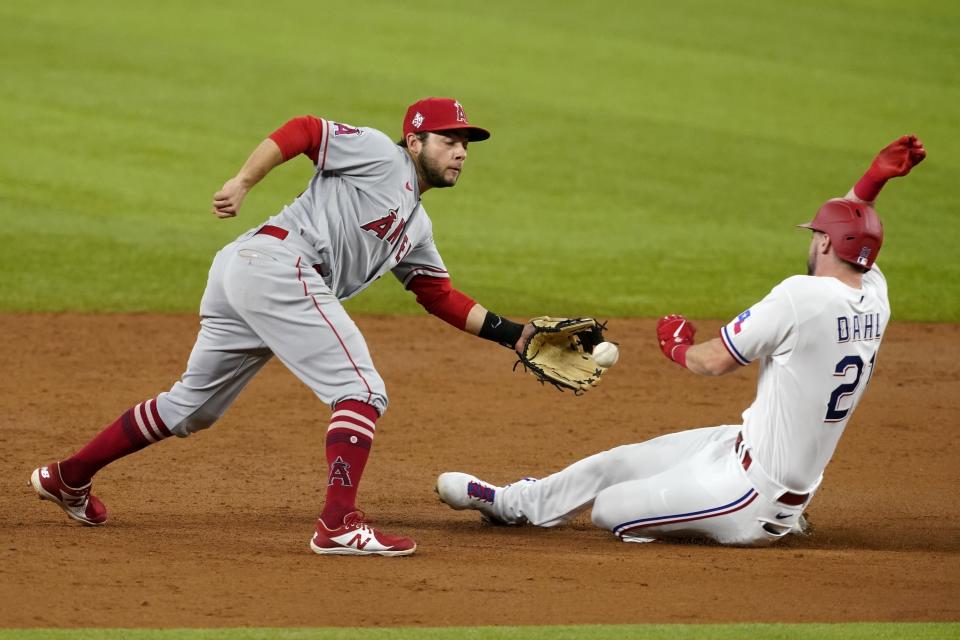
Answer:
798, 198, 883, 269
403, 97, 490, 141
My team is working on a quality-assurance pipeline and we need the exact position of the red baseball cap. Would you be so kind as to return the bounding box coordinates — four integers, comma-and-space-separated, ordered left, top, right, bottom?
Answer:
402, 97, 491, 141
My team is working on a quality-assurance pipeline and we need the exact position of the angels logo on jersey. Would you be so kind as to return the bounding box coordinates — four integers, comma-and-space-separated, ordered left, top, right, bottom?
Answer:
332, 122, 362, 136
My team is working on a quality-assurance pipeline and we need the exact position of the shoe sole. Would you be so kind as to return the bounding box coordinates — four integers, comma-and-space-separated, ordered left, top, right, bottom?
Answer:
29, 469, 106, 527
309, 539, 416, 557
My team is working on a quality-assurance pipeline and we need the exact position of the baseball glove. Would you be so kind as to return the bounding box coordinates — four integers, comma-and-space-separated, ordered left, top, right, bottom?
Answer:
516, 316, 608, 394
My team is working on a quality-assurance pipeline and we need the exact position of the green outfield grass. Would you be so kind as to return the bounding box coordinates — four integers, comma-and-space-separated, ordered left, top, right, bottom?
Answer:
2, 625, 958, 640
0, 1, 957, 320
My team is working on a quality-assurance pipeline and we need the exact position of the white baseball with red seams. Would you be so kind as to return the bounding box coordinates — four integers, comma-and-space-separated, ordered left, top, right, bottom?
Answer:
592, 342, 619, 368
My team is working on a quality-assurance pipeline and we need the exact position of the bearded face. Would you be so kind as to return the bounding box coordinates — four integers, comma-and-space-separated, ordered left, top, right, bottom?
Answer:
412, 131, 468, 189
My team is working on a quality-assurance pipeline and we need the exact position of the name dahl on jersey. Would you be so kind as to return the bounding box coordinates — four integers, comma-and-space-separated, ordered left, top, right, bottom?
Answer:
836, 313, 882, 343
734, 308, 882, 343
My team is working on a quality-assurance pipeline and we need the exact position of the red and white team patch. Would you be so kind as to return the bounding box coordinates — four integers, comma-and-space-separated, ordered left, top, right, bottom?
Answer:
332, 122, 362, 136
733, 310, 752, 335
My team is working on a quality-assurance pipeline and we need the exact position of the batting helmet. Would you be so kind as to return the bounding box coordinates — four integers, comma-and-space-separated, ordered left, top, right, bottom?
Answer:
798, 199, 883, 269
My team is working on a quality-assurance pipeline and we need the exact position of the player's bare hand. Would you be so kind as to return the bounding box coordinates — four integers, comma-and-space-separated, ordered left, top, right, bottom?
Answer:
212, 177, 250, 219
869, 134, 927, 180
514, 322, 536, 354
657, 314, 696, 360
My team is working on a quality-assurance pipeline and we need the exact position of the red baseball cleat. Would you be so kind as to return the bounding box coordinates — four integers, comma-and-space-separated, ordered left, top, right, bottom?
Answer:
310, 511, 416, 556
30, 462, 107, 526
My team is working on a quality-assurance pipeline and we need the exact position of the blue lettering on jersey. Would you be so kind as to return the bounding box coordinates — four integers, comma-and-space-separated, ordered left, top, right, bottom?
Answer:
837, 317, 849, 342
837, 313, 882, 343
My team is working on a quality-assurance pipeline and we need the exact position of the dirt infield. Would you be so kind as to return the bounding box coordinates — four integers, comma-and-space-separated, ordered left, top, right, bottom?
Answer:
1, 314, 957, 627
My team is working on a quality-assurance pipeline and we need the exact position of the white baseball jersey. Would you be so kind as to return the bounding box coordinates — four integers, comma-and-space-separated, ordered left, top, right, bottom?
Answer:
720, 266, 889, 492
258, 119, 448, 300
473, 266, 891, 546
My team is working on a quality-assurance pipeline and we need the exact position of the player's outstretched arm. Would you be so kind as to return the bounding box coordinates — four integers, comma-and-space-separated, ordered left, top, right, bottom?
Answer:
211, 139, 284, 219
405, 276, 532, 351
846, 134, 926, 204
656, 315, 738, 376
464, 303, 533, 352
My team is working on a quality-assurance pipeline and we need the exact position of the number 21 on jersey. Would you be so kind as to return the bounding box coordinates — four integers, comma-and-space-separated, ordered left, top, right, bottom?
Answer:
825, 353, 877, 422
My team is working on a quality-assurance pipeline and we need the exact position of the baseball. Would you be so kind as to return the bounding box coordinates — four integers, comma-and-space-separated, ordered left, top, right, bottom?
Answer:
592, 342, 619, 368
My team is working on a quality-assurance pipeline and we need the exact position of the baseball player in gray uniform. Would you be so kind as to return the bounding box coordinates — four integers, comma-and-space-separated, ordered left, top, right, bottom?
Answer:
437, 134, 926, 546
31, 97, 537, 556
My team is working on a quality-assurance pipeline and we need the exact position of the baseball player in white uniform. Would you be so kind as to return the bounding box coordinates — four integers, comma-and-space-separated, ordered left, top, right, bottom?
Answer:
31, 97, 539, 556
437, 134, 926, 546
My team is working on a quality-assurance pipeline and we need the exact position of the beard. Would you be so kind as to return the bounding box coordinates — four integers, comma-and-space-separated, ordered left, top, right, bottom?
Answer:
417, 152, 458, 189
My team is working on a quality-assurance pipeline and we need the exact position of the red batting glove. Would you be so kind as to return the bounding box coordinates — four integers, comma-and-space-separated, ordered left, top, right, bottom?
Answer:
854, 134, 927, 201
657, 314, 696, 367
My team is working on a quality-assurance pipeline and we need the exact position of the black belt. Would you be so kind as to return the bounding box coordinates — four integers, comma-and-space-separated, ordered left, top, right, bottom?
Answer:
735, 433, 809, 507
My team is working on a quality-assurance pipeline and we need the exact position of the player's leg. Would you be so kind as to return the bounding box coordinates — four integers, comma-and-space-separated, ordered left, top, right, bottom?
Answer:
32, 246, 270, 525
439, 426, 728, 527
221, 237, 412, 555
590, 427, 773, 545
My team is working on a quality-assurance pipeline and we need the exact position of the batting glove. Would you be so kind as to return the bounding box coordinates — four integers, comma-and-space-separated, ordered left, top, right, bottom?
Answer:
657, 314, 696, 367
854, 134, 927, 201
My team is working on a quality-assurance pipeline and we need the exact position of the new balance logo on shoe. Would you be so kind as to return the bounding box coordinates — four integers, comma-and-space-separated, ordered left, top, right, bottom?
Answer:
59, 490, 86, 508
347, 533, 371, 550
40, 467, 51, 479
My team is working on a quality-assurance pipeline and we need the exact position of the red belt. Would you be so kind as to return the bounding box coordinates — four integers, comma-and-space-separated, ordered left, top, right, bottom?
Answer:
735, 433, 809, 507
255, 224, 289, 240
253, 225, 329, 277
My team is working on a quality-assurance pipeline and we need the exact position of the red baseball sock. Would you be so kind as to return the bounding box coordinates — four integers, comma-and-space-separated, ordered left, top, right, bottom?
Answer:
319, 400, 377, 528
58, 397, 172, 487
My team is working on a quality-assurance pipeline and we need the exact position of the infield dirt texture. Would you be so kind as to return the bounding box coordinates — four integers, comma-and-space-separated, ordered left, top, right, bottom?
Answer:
1, 0, 959, 634
2, 315, 959, 626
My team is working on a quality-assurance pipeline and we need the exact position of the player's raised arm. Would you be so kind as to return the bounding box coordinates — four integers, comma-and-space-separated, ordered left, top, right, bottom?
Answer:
212, 139, 283, 218
212, 116, 325, 219
846, 134, 926, 205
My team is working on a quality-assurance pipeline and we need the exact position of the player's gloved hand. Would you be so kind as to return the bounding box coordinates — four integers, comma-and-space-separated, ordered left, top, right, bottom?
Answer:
212, 176, 250, 219
657, 314, 696, 367
514, 322, 536, 355
854, 135, 927, 201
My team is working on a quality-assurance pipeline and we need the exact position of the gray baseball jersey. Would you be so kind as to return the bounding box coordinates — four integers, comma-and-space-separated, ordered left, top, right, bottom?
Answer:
257, 120, 448, 300
154, 119, 447, 431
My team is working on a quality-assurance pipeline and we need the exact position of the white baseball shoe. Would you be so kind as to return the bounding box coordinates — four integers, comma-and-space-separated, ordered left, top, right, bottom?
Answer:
436, 472, 521, 525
